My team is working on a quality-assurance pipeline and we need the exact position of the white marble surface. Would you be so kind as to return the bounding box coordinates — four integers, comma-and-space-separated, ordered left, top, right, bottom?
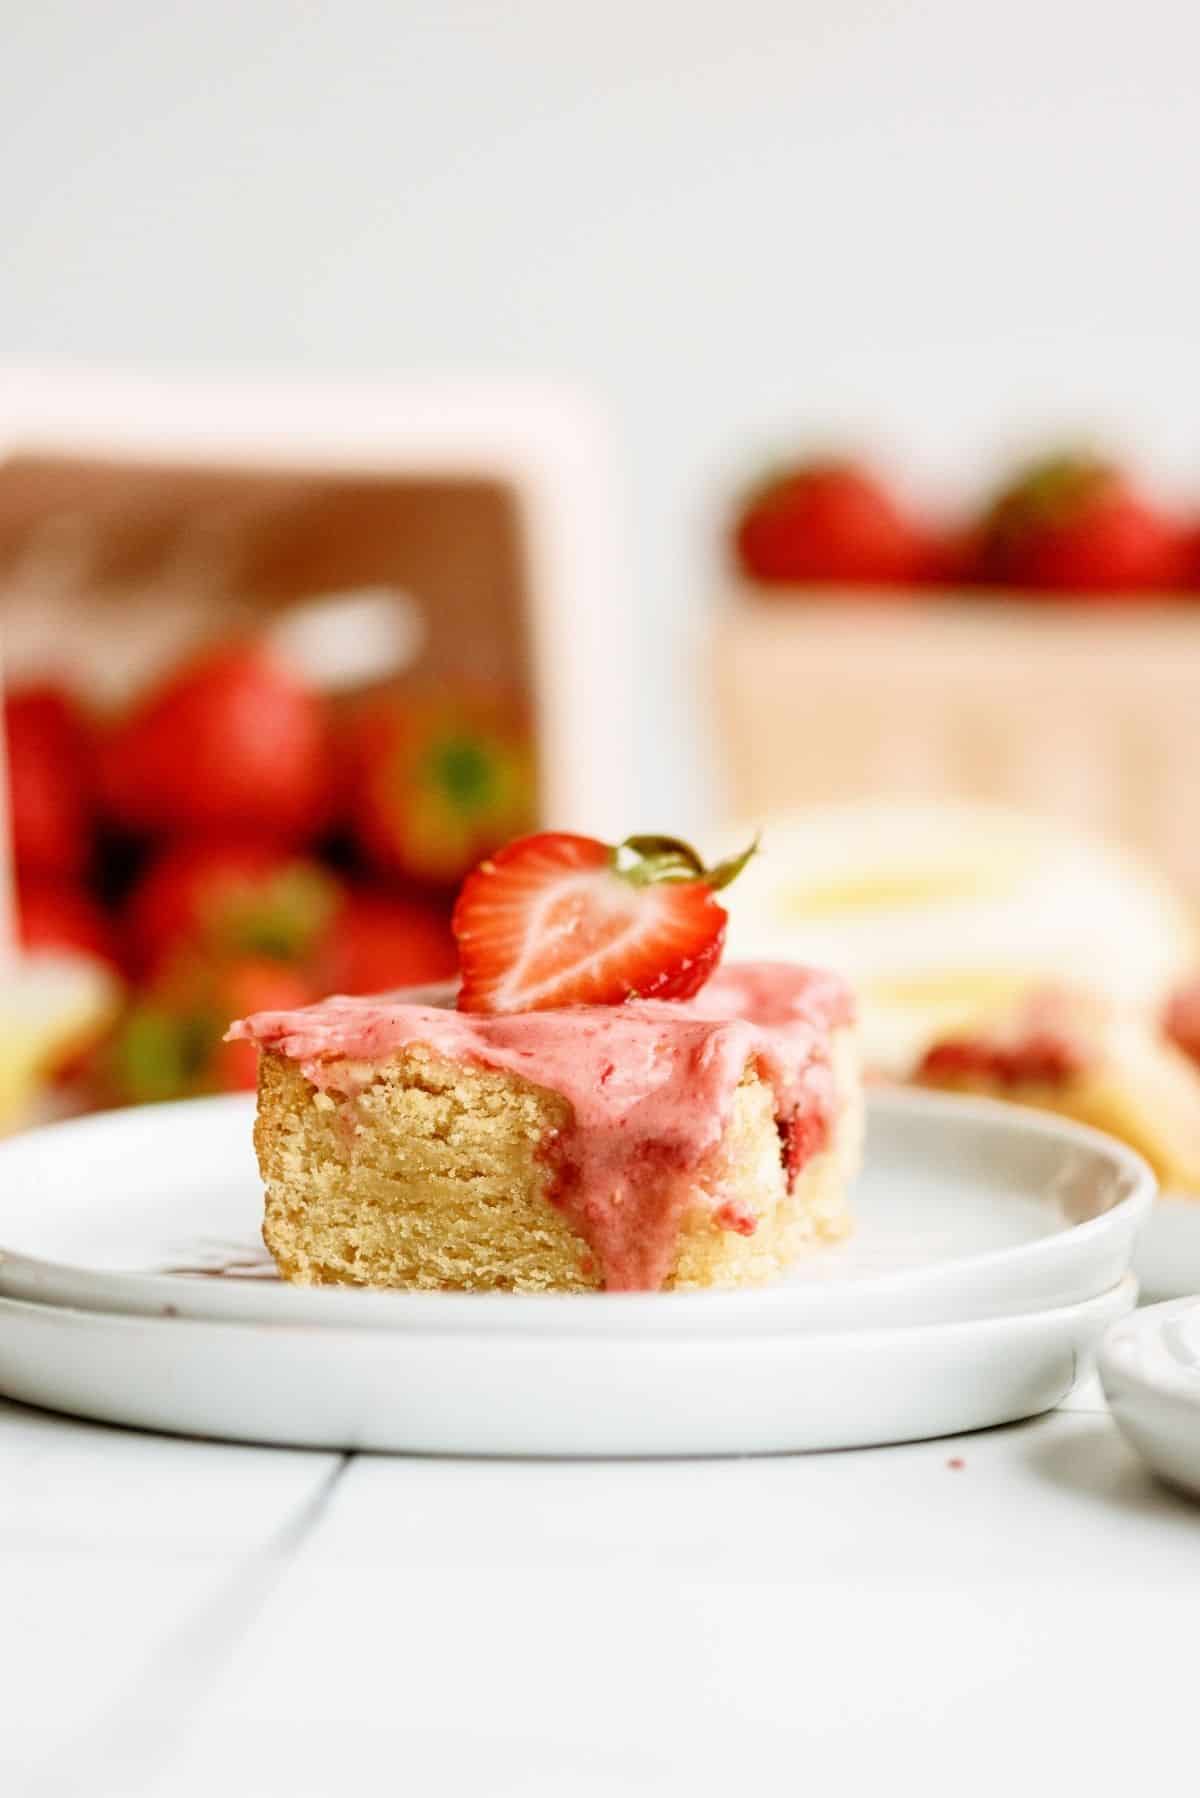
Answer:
2, 1376, 1195, 1798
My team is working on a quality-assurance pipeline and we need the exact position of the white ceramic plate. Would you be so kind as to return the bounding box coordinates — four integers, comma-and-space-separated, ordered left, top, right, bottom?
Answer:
0, 1278, 1134, 1456
0, 1088, 1150, 1454
0, 1089, 1152, 1334
1133, 1195, 1200, 1302
1099, 1298, 1200, 1499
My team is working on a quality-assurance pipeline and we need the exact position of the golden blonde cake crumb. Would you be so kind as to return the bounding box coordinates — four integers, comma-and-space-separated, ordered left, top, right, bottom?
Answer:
253, 1030, 860, 1293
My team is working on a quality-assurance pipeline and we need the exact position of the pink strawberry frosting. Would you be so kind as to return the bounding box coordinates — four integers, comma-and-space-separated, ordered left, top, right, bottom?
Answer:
229, 961, 854, 1291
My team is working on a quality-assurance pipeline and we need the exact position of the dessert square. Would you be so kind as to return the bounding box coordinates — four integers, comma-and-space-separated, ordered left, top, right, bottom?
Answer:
915, 986, 1200, 1191
232, 963, 861, 1294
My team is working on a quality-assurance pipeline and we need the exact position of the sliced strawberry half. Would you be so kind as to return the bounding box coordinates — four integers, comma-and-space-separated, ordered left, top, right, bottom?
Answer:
452, 831, 756, 1014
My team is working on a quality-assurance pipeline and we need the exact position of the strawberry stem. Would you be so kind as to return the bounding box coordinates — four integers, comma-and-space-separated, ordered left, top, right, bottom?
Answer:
613, 833, 759, 891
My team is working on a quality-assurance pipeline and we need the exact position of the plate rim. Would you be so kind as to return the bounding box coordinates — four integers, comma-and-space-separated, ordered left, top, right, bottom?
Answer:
0, 1085, 1154, 1333
0, 1269, 1137, 1348
0, 1276, 1137, 1456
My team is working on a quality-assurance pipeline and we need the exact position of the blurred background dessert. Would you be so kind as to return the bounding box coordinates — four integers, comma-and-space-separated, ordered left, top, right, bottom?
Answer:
721, 801, 1195, 1076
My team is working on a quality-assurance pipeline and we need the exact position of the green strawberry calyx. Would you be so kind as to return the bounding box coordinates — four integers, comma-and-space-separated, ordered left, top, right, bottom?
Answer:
611, 833, 759, 893
986, 451, 1119, 538
209, 866, 338, 963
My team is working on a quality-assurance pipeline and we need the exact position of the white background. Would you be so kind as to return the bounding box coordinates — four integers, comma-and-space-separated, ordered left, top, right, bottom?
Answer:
4, 1, 1200, 819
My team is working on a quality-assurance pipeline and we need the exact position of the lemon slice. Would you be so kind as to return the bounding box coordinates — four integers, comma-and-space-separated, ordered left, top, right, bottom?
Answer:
0, 953, 121, 1132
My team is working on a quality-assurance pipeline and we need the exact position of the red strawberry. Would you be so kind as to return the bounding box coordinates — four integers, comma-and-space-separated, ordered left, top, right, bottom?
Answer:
209, 960, 318, 1091
974, 452, 1186, 597
107, 956, 317, 1104
734, 460, 931, 588
3, 684, 94, 877
323, 887, 457, 995
452, 832, 756, 1014
924, 524, 985, 588
1179, 520, 1200, 591
348, 683, 537, 888
124, 840, 339, 976
17, 880, 123, 972
98, 644, 331, 842
1164, 981, 1200, 1067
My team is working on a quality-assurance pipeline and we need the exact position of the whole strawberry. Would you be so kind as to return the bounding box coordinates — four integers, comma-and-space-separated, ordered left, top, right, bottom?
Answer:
452, 831, 756, 1014
123, 840, 339, 977
1178, 519, 1200, 591
122, 841, 456, 997
106, 955, 318, 1104
323, 887, 458, 995
18, 879, 123, 972
974, 452, 1185, 597
1164, 981, 1200, 1067
348, 683, 536, 889
734, 459, 931, 588
3, 683, 94, 878
98, 644, 331, 842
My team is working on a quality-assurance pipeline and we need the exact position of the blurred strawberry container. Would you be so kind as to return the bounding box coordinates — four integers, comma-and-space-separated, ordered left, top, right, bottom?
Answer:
720, 449, 1200, 900
0, 369, 632, 1115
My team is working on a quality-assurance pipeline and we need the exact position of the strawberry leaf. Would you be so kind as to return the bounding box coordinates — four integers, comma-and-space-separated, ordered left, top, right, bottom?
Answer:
615, 836, 707, 884
613, 833, 759, 892
703, 833, 761, 893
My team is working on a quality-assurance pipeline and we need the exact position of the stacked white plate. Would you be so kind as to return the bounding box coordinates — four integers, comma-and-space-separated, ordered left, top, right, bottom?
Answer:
0, 1088, 1152, 1457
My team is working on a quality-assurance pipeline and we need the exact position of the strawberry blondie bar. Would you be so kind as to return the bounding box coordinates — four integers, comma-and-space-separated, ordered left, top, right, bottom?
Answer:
230, 832, 862, 1293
